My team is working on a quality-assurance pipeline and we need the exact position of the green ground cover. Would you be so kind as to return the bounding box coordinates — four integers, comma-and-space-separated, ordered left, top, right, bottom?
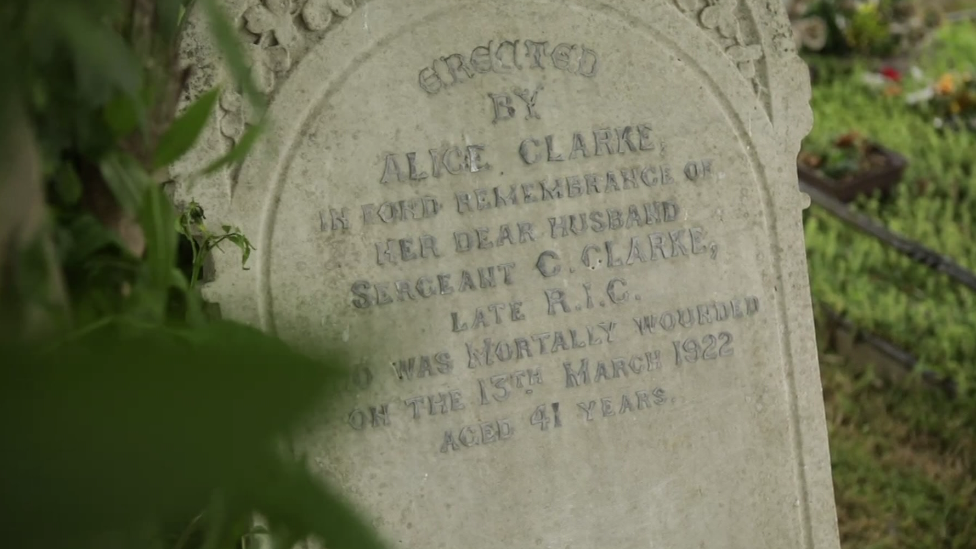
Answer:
805, 21, 976, 389
803, 20, 976, 548
821, 356, 976, 548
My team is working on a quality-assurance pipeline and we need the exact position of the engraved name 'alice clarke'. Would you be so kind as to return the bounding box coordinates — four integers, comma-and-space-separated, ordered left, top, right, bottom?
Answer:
377, 123, 664, 187
418, 39, 599, 95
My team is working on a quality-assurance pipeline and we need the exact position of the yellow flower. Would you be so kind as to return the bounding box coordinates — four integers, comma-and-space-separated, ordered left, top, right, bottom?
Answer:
935, 74, 956, 95
950, 101, 961, 114
857, 1, 878, 14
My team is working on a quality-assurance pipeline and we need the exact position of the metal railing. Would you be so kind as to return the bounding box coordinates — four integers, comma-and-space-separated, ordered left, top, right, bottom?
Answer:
799, 180, 976, 292
799, 177, 974, 395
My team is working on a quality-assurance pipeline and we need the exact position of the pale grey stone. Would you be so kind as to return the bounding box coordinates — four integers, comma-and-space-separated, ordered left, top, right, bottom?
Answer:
174, 1, 840, 548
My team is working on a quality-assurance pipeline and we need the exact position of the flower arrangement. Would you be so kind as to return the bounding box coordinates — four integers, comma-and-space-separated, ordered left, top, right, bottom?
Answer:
789, 0, 942, 58
800, 131, 893, 181
905, 71, 976, 132
799, 131, 908, 202
858, 64, 907, 96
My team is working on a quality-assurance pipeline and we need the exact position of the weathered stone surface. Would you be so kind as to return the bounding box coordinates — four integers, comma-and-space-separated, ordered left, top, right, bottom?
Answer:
174, 1, 840, 548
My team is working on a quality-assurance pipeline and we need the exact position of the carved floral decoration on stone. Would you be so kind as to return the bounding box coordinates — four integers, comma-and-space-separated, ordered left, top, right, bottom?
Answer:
218, 43, 290, 140
244, 0, 299, 47
213, 0, 358, 189
252, 42, 292, 94
726, 44, 763, 79
220, 90, 253, 139
218, 0, 355, 147
672, 0, 767, 98
302, 0, 354, 30
699, 0, 739, 39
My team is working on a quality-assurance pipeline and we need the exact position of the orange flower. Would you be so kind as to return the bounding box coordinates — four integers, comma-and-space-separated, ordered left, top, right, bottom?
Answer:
883, 84, 902, 97
935, 73, 956, 95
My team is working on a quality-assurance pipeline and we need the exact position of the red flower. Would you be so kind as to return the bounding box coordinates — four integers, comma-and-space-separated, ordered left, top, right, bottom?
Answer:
880, 67, 901, 82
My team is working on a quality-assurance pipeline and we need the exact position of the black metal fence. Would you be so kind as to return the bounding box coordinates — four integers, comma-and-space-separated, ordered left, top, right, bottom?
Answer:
799, 178, 974, 396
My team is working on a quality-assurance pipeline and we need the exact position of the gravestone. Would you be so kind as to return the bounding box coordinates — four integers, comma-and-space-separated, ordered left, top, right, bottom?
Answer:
174, 0, 841, 548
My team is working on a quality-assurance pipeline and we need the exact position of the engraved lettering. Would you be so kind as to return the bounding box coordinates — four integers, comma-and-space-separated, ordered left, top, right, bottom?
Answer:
443, 147, 464, 175
524, 40, 548, 68
441, 53, 474, 84
544, 288, 571, 315
513, 87, 541, 120
406, 152, 428, 180
348, 408, 367, 430
536, 250, 561, 277
419, 66, 443, 94
441, 419, 513, 453
420, 40, 600, 93
490, 93, 516, 122
470, 45, 491, 73
578, 45, 599, 76
550, 43, 578, 71
520, 137, 542, 164
380, 154, 404, 184
578, 401, 596, 421
319, 208, 350, 231
467, 145, 490, 173
593, 128, 613, 156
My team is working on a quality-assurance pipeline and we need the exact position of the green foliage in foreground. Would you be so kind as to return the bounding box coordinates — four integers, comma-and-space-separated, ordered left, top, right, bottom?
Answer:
803, 21, 976, 393
0, 321, 384, 549
0, 1, 382, 549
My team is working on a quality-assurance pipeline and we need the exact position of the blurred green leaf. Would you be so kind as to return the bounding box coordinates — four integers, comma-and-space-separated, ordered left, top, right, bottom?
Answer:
138, 185, 179, 294
104, 92, 146, 139
203, 123, 263, 175
53, 163, 83, 205
157, 0, 186, 45
100, 153, 153, 214
171, 267, 190, 292
0, 320, 353, 549
49, 3, 143, 104
62, 214, 127, 265
154, 88, 221, 169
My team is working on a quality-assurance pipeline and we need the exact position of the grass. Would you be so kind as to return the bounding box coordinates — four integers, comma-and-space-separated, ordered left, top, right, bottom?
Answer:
804, 21, 976, 390
822, 356, 976, 548
804, 20, 976, 549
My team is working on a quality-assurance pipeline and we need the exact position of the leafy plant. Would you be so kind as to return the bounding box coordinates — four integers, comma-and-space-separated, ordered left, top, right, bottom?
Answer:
0, 2, 383, 549
846, 2, 897, 56
177, 200, 254, 289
